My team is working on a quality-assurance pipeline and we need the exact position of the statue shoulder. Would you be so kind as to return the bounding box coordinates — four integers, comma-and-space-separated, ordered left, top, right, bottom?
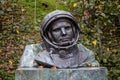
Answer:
29, 43, 45, 54
78, 44, 92, 53
78, 43, 100, 66
77, 43, 93, 56
19, 43, 46, 68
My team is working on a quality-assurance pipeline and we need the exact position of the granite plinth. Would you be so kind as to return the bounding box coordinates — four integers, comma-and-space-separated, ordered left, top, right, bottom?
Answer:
15, 67, 107, 80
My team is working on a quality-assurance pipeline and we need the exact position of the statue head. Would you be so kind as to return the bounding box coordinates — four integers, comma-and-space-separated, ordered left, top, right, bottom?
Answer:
50, 19, 74, 46
40, 10, 80, 51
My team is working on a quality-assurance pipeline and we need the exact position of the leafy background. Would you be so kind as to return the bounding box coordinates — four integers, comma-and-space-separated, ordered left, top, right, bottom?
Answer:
0, 0, 120, 80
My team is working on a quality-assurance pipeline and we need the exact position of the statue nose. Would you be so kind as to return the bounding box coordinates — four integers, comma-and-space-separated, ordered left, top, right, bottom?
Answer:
61, 27, 66, 35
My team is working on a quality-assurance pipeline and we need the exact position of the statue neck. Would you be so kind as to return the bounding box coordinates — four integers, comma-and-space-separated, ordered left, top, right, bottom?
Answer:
53, 45, 79, 59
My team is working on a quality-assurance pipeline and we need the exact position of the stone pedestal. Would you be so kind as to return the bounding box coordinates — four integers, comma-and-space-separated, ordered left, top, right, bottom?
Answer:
15, 67, 107, 80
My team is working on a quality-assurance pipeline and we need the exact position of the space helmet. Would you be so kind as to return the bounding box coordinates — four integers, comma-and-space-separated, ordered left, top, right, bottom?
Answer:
40, 10, 80, 50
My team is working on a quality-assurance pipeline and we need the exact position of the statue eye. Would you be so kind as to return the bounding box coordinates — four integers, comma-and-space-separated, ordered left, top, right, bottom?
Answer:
65, 26, 71, 30
52, 28, 60, 32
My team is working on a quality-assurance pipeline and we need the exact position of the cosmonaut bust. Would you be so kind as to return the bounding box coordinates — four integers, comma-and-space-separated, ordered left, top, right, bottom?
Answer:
20, 10, 99, 68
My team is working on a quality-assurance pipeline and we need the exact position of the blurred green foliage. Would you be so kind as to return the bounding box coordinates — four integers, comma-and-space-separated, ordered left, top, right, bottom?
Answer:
66, 0, 120, 80
0, 0, 120, 80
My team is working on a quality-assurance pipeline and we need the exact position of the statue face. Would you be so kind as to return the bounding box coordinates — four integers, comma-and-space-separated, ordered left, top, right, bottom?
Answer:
50, 20, 74, 46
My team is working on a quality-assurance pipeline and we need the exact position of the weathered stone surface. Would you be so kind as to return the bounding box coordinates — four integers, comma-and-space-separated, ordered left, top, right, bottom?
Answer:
15, 67, 107, 80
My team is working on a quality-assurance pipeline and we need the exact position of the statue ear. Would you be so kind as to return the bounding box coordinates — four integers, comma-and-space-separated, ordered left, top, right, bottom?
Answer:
48, 31, 53, 41
48, 32, 57, 44
72, 25, 76, 37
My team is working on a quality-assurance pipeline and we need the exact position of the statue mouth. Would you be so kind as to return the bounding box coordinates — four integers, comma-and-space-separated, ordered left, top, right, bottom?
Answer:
59, 37, 72, 42
52, 38, 75, 47
53, 40, 73, 47
53, 41, 71, 46
59, 38, 72, 46
60, 38, 70, 42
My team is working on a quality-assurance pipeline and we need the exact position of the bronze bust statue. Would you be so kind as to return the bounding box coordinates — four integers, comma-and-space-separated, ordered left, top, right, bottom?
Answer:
19, 10, 99, 68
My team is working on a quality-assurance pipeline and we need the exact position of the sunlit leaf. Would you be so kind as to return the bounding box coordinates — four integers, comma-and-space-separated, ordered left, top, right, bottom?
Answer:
21, 8, 25, 12
112, 49, 117, 53
91, 30, 94, 32
38, 66, 44, 69
0, 49, 2, 53
9, 59, 13, 66
92, 40, 97, 46
51, 66, 57, 70
81, 24, 84, 28
20, 45, 24, 49
16, 30, 19, 34
107, 48, 110, 51
73, 3, 77, 7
